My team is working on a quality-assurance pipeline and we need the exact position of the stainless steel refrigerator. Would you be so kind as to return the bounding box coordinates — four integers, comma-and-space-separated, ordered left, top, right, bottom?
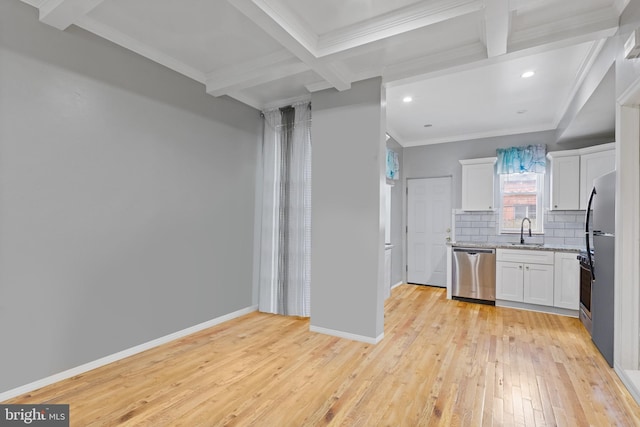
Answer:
585, 171, 615, 367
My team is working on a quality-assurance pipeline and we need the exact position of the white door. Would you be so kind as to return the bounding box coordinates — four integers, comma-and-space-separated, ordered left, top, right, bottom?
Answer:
407, 177, 452, 286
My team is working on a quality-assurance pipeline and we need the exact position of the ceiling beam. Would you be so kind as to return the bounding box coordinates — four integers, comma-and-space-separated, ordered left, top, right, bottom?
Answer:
39, 0, 105, 30
317, 0, 484, 57
509, 7, 618, 52
483, 0, 510, 57
206, 59, 310, 97
75, 15, 206, 83
227, 0, 351, 91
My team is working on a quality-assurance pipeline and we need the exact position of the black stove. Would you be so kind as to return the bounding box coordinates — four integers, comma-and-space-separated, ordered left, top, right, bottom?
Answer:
578, 249, 593, 334
577, 249, 593, 267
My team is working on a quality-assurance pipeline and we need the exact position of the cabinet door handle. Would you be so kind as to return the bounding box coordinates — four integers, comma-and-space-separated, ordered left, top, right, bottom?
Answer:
525, 266, 529, 270
519, 265, 523, 270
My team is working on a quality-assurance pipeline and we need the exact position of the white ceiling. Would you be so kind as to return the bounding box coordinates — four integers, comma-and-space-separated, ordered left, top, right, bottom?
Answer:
21, 0, 627, 146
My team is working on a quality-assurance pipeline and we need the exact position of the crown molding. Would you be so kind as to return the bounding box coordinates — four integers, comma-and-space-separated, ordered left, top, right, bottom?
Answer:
400, 123, 556, 147
20, 0, 45, 7
315, 0, 484, 57
509, 7, 619, 51
75, 16, 206, 84
39, 0, 105, 30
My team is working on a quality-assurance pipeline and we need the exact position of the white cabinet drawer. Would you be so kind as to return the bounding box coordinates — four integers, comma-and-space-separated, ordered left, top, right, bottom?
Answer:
496, 249, 554, 265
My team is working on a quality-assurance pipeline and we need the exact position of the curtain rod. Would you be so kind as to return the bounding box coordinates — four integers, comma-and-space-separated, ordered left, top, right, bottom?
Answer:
260, 102, 311, 117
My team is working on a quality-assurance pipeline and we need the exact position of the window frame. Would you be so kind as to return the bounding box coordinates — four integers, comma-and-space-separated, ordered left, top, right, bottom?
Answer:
498, 172, 544, 235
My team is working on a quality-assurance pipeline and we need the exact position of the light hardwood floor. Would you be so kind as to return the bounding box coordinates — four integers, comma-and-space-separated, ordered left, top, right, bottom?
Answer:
5, 284, 640, 426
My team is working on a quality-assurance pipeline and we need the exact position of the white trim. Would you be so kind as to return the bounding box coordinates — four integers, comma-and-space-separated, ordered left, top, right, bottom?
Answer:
315, 0, 484, 57
39, 0, 105, 30
615, 79, 640, 384
508, 7, 618, 50
495, 300, 578, 318
498, 172, 544, 235
206, 59, 310, 97
74, 16, 206, 84
459, 157, 497, 166
309, 325, 384, 344
0, 305, 258, 402
227, 0, 351, 91
554, 38, 609, 130
400, 123, 556, 147
615, 366, 640, 404
546, 142, 615, 159
391, 281, 404, 290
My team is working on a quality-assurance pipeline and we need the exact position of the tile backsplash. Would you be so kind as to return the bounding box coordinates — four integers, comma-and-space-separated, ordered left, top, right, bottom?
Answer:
453, 210, 585, 247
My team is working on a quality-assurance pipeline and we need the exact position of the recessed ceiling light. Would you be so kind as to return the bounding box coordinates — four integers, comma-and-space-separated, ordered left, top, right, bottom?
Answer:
521, 70, 535, 78
403, 96, 413, 103
423, 124, 433, 127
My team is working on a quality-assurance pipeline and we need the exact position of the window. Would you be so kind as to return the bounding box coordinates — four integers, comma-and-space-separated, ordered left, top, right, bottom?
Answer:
499, 172, 543, 234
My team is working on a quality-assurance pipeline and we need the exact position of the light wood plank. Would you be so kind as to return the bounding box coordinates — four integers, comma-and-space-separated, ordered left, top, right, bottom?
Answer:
3, 285, 640, 426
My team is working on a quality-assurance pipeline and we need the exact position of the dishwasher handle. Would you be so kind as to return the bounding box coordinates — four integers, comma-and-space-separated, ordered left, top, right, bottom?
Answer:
453, 247, 495, 255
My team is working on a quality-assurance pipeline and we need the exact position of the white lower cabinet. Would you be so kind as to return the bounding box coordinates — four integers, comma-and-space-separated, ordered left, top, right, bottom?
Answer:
553, 252, 580, 310
523, 263, 555, 306
496, 249, 555, 307
496, 261, 524, 302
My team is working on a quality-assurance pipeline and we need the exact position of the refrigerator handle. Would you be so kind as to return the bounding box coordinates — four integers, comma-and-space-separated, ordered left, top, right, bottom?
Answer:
585, 186, 597, 280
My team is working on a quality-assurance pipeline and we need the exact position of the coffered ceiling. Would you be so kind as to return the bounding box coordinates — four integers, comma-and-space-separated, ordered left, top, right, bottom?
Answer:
20, 0, 628, 146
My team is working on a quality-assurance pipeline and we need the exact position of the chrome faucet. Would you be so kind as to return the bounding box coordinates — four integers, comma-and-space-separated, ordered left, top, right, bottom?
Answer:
520, 217, 532, 244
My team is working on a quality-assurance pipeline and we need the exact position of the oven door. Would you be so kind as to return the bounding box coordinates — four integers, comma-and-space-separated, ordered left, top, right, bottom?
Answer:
579, 261, 593, 334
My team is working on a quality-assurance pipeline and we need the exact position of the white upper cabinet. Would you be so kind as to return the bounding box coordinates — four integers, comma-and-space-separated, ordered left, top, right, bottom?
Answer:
547, 152, 580, 210
547, 143, 615, 211
579, 144, 615, 210
460, 157, 496, 211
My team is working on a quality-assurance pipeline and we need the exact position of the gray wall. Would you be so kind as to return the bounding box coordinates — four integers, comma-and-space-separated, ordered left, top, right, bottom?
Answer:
0, 0, 260, 393
311, 78, 385, 340
386, 137, 404, 286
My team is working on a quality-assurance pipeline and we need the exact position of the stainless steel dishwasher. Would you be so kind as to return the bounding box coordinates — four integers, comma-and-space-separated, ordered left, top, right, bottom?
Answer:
452, 247, 496, 303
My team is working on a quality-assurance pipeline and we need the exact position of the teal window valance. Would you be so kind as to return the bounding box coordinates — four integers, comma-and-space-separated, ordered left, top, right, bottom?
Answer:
386, 148, 399, 180
496, 144, 546, 174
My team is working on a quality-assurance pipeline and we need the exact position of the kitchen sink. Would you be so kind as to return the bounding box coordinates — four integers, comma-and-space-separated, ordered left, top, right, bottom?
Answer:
509, 243, 544, 247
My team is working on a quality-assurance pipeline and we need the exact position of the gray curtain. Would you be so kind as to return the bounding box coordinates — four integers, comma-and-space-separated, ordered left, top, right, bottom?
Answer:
258, 101, 311, 316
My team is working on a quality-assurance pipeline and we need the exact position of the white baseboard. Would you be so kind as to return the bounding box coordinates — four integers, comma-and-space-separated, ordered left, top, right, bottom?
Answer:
615, 364, 640, 406
309, 325, 384, 345
391, 281, 404, 289
0, 305, 258, 402
495, 300, 579, 318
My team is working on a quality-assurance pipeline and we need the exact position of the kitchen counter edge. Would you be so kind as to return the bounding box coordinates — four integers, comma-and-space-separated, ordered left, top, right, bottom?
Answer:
448, 242, 582, 253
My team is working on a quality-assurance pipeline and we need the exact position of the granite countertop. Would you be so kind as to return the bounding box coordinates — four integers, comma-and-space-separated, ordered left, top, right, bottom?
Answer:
448, 241, 582, 253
